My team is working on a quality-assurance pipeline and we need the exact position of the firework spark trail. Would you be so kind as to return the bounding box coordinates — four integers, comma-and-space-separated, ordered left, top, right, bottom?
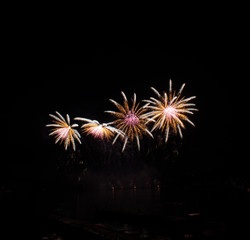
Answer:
143, 79, 198, 142
74, 117, 123, 141
46, 111, 81, 151
105, 91, 153, 152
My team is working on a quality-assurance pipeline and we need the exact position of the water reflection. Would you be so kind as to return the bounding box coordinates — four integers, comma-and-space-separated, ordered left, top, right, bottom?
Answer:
36, 176, 250, 240
74, 185, 162, 221
40, 232, 63, 240
39, 183, 203, 240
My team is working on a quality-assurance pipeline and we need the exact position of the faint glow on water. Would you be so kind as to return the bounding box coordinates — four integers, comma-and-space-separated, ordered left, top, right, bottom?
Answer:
39, 184, 202, 240
40, 232, 63, 240
71, 185, 164, 222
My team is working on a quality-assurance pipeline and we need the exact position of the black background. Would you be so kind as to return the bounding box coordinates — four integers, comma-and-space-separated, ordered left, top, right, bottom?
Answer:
3, 42, 241, 175
1, 24, 247, 239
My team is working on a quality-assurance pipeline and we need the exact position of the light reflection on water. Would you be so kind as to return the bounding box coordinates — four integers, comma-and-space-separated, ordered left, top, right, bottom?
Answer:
75, 187, 162, 221
51, 183, 200, 224
37, 175, 250, 239
41, 184, 202, 239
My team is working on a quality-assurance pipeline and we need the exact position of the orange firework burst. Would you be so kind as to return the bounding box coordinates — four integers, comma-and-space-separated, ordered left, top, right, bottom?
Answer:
105, 91, 153, 151
143, 79, 198, 142
74, 117, 122, 141
46, 111, 81, 151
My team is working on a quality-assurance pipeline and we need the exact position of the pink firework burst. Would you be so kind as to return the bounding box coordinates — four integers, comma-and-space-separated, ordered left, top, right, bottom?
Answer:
74, 117, 122, 141
105, 91, 153, 151
46, 111, 81, 151
143, 79, 198, 142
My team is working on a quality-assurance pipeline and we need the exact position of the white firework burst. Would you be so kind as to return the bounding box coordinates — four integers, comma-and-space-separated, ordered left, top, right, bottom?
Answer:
143, 79, 198, 142
46, 111, 81, 151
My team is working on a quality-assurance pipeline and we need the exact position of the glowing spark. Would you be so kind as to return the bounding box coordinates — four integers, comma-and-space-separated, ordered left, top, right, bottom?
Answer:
143, 79, 198, 142
46, 111, 81, 151
105, 91, 153, 151
74, 117, 122, 140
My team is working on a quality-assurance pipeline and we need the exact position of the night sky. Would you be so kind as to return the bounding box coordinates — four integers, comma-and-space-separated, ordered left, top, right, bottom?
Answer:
1, 12, 249, 239
3, 43, 241, 178
1, 35, 247, 239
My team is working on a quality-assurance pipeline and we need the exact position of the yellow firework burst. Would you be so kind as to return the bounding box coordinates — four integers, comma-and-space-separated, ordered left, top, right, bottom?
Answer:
105, 91, 153, 151
74, 117, 122, 141
46, 111, 81, 151
143, 79, 198, 142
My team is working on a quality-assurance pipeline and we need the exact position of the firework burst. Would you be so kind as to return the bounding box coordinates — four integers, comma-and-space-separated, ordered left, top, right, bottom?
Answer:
74, 117, 122, 141
105, 91, 153, 151
46, 111, 81, 151
143, 79, 198, 142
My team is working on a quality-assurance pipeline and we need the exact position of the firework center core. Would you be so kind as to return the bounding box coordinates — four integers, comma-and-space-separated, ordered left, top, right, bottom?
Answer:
58, 127, 70, 139
163, 106, 177, 118
90, 125, 104, 137
124, 111, 140, 125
